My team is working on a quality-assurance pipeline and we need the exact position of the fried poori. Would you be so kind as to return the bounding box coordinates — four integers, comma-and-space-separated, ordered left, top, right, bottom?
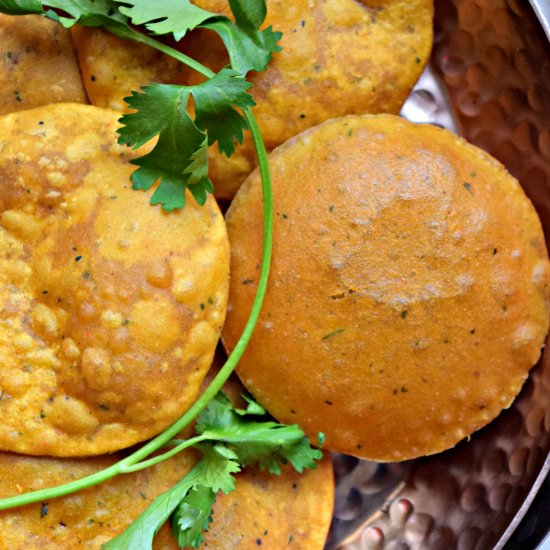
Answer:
0, 451, 333, 549
72, 0, 434, 199
71, 26, 192, 112
0, 371, 334, 549
0, 15, 87, 115
0, 103, 229, 456
222, 115, 550, 461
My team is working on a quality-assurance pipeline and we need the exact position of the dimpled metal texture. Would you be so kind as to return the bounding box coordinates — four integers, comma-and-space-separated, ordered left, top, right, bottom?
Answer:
328, 1, 550, 548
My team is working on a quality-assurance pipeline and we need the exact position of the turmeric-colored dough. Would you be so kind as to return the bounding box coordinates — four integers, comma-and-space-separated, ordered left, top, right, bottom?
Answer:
0, 452, 334, 549
0, 15, 87, 115
72, 0, 434, 199
0, 372, 334, 549
0, 103, 229, 456
222, 115, 550, 461
70, 26, 192, 112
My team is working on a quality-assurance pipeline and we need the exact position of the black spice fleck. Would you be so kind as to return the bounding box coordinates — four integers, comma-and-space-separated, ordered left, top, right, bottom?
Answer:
40, 502, 49, 519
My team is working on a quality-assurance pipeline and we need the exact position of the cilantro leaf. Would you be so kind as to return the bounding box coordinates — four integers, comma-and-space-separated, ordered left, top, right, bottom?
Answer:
235, 394, 266, 416
116, 0, 214, 41
118, 68, 254, 209
0, 0, 43, 15
192, 68, 254, 156
117, 84, 205, 211
0, 0, 131, 37
202, 19, 282, 75
196, 392, 323, 474
193, 444, 241, 494
115, 0, 281, 75
101, 463, 205, 550
170, 485, 216, 549
227, 0, 266, 31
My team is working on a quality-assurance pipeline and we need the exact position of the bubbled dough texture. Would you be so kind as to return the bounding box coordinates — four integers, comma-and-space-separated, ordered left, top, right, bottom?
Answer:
72, 0, 433, 199
0, 104, 229, 456
0, 15, 87, 115
223, 114, 550, 461
0, 377, 333, 549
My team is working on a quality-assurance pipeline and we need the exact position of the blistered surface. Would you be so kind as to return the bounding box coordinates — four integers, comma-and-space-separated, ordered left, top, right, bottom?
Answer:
0, 104, 229, 456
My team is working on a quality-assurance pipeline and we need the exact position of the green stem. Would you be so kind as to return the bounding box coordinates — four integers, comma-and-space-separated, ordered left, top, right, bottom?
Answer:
0, 40, 273, 513
110, 27, 215, 80
119, 434, 209, 474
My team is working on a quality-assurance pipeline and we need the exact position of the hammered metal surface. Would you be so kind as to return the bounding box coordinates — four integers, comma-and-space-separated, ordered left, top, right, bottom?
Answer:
329, 1, 550, 548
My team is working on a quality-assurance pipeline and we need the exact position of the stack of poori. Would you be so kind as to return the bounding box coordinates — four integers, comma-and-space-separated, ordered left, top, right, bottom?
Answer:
0, 1, 549, 548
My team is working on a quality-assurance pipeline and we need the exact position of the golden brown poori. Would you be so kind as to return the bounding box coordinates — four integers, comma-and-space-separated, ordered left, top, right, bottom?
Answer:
72, 0, 434, 199
0, 371, 334, 549
0, 451, 334, 549
222, 114, 550, 461
0, 15, 87, 115
71, 26, 192, 112
0, 103, 229, 457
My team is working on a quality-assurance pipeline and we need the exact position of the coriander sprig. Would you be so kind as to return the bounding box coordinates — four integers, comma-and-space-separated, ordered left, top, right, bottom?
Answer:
103, 393, 323, 549
0, 1, 310, 547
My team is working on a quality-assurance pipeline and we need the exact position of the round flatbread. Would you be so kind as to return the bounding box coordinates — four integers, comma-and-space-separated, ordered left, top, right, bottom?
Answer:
0, 14, 87, 115
222, 114, 550, 461
72, 0, 434, 199
71, 26, 192, 111
0, 370, 334, 549
0, 103, 229, 456
0, 451, 334, 549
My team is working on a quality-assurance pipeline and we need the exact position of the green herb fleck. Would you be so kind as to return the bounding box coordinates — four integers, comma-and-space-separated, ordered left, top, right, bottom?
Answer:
400, 310, 408, 319
322, 328, 345, 341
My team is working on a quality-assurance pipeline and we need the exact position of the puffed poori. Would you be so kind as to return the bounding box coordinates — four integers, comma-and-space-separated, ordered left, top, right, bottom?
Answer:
71, 26, 192, 112
222, 115, 550, 461
0, 15, 87, 115
0, 451, 334, 549
0, 103, 229, 456
72, 0, 434, 199
0, 371, 334, 549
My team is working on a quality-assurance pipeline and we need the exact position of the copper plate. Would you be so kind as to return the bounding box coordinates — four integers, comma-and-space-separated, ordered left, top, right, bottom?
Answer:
328, 0, 550, 548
